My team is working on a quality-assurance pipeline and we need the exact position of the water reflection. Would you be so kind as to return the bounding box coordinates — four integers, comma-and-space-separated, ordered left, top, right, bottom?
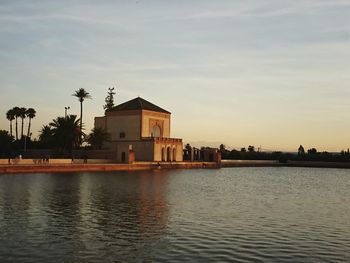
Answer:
78, 170, 170, 261
0, 175, 32, 249
0, 168, 350, 262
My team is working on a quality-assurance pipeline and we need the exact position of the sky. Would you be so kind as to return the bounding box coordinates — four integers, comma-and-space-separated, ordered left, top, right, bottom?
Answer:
0, 0, 350, 152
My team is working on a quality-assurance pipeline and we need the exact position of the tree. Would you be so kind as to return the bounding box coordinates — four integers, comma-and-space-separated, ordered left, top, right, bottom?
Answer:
219, 144, 226, 152
0, 130, 13, 157
307, 148, 317, 155
248, 145, 255, 153
19, 107, 27, 139
240, 147, 246, 152
50, 115, 81, 153
103, 87, 116, 111
26, 108, 36, 138
185, 143, 192, 152
38, 125, 54, 148
219, 144, 230, 159
87, 127, 110, 149
73, 88, 91, 145
6, 109, 15, 137
298, 145, 305, 155
13, 106, 21, 140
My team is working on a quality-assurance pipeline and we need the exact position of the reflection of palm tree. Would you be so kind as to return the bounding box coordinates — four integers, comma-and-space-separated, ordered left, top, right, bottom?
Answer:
13, 106, 21, 140
19, 107, 27, 139
73, 88, 91, 145
6, 109, 15, 137
87, 127, 110, 149
26, 108, 36, 138
50, 115, 81, 153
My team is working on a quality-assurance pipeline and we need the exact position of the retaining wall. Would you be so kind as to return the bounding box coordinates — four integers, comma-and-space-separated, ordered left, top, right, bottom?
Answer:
0, 159, 114, 165
0, 161, 219, 174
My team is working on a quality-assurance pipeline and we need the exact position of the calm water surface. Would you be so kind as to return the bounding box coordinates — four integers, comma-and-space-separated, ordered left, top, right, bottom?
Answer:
0, 167, 349, 262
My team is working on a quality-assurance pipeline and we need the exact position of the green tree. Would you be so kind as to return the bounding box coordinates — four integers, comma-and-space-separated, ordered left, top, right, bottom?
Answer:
50, 115, 81, 153
6, 109, 15, 137
87, 127, 110, 149
26, 108, 36, 138
19, 107, 27, 139
13, 106, 21, 140
73, 88, 91, 144
103, 87, 116, 111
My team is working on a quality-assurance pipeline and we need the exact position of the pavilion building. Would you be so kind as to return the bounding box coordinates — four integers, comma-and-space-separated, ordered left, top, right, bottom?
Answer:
94, 97, 183, 163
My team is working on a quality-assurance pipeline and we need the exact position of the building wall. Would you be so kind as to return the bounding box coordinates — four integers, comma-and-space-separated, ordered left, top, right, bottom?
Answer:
132, 141, 154, 161
95, 113, 141, 141
108, 140, 183, 163
95, 116, 107, 129
154, 141, 183, 162
109, 141, 155, 162
175, 143, 184, 162
141, 110, 171, 138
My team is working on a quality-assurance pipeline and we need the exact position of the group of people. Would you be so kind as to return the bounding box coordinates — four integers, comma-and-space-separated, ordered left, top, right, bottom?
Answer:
7, 155, 50, 165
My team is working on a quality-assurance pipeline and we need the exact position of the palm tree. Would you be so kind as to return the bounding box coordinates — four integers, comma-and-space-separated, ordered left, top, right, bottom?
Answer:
39, 125, 53, 140
19, 107, 27, 140
38, 125, 54, 148
12, 106, 21, 140
73, 88, 91, 145
6, 109, 15, 137
87, 127, 110, 149
50, 115, 81, 153
26, 108, 36, 137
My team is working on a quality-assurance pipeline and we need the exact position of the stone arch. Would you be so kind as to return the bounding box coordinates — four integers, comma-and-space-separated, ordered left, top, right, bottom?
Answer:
167, 146, 171, 162
151, 125, 161, 137
162, 147, 166, 161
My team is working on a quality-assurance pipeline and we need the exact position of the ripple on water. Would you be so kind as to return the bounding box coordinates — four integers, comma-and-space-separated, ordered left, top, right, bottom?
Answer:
0, 168, 349, 262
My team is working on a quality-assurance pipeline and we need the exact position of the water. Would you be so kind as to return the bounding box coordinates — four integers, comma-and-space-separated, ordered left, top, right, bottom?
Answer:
0, 167, 349, 262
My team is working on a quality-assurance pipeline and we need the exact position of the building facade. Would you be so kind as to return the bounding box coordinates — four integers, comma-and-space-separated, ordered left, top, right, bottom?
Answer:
95, 97, 183, 163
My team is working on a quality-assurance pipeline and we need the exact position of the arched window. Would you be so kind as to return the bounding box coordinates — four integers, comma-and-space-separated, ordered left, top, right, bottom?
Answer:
151, 125, 161, 138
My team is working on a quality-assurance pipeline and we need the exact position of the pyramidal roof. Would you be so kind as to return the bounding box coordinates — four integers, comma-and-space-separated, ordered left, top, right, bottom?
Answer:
108, 97, 171, 114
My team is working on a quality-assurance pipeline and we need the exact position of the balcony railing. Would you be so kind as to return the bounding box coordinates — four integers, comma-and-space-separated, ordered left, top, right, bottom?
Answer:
142, 137, 182, 143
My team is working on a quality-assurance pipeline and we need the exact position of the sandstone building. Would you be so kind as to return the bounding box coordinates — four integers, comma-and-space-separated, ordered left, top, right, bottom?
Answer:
94, 97, 183, 163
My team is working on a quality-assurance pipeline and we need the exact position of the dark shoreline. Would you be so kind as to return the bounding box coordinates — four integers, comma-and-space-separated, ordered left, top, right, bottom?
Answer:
222, 160, 350, 169
283, 161, 350, 169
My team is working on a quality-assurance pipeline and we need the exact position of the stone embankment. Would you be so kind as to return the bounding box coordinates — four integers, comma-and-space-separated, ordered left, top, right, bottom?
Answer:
2, 159, 349, 174
0, 160, 220, 174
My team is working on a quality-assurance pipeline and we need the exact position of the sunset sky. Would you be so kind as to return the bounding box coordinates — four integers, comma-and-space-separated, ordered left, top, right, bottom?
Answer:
1, 0, 350, 152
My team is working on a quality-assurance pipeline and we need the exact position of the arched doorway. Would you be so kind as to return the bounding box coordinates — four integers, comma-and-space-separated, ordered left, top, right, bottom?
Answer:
167, 147, 171, 162
151, 125, 161, 137
173, 147, 176, 162
162, 147, 165, 161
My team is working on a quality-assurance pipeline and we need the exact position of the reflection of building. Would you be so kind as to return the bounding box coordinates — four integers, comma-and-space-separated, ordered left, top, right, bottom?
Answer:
95, 97, 183, 163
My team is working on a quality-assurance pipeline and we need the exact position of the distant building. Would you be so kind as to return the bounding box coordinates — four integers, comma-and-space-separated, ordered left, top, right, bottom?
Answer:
94, 97, 183, 163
